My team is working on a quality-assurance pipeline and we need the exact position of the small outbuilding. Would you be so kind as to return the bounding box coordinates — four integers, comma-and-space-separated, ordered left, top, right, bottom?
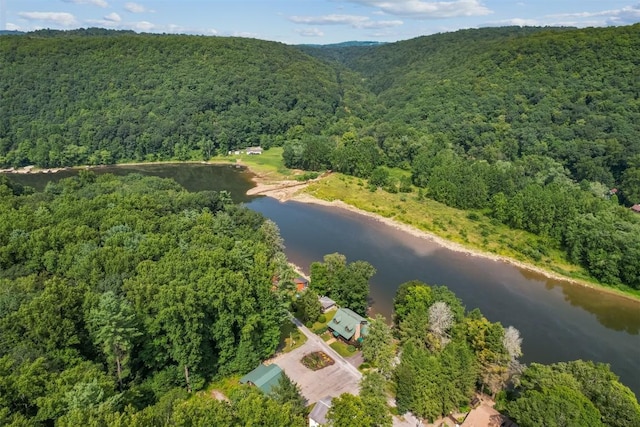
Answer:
246, 146, 263, 155
318, 296, 336, 313
294, 277, 309, 292
309, 396, 332, 427
327, 307, 368, 344
239, 363, 283, 394
631, 204, 640, 214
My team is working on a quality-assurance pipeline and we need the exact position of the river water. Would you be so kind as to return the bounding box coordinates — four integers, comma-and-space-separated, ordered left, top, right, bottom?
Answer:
4, 164, 640, 395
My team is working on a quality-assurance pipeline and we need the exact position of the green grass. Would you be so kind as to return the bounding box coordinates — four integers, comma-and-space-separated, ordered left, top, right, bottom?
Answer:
204, 374, 242, 397
210, 147, 292, 178
330, 340, 358, 358
278, 318, 307, 353
310, 308, 336, 331
303, 173, 601, 287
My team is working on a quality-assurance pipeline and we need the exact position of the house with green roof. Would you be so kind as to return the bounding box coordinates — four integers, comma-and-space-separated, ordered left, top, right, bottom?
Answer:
239, 363, 283, 394
327, 307, 368, 344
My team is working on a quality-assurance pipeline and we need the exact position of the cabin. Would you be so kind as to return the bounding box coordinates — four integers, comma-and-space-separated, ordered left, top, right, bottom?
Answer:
318, 295, 336, 313
327, 307, 368, 344
246, 146, 263, 155
239, 363, 283, 394
308, 396, 332, 427
294, 277, 309, 292
631, 204, 640, 214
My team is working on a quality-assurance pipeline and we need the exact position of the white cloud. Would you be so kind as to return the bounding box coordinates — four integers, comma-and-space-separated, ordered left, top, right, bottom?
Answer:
295, 28, 325, 37
290, 14, 368, 26
124, 2, 147, 13
62, 0, 108, 7
546, 4, 640, 25
289, 14, 402, 29
104, 12, 121, 23
483, 4, 640, 30
344, 0, 492, 19
18, 11, 77, 27
361, 19, 404, 29
232, 31, 259, 38
481, 18, 539, 27
6, 23, 22, 31
132, 20, 154, 31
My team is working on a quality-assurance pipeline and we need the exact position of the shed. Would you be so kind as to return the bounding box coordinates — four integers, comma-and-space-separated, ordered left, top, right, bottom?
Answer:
294, 277, 309, 292
309, 396, 332, 427
327, 307, 368, 343
318, 296, 336, 313
239, 363, 283, 394
246, 146, 263, 155
631, 204, 640, 213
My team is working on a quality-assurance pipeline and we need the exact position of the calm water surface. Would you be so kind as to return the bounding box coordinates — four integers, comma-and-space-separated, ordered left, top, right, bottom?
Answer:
4, 165, 640, 395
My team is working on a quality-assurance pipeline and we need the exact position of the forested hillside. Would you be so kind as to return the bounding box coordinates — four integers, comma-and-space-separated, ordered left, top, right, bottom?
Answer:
296, 25, 640, 290
0, 30, 358, 165
2, 25, 639, 289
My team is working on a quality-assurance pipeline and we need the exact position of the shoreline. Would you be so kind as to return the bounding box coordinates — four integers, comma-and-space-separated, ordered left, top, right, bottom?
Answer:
287, 192, 639, 302
3, 160, 637, 302
241, 166, 638, 303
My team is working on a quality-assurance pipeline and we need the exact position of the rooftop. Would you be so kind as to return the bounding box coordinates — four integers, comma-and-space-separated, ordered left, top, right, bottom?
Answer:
309, 396, 332, 425
327, 307, 367, 341
239, 363, 283, 394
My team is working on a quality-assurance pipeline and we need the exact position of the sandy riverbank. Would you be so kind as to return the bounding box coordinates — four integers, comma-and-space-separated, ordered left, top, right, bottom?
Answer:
248, 180, 637, 302
0, 165, 69, 174
2, 160, 635, 301
289, 192, 629, 296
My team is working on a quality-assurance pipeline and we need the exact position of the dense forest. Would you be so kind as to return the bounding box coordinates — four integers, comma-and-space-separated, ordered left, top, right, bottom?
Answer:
2, 171, 636, 426
2, 25, 639, 290
0, 173, 312, 425
0, 30, 349, 165
295, 25, 640, 290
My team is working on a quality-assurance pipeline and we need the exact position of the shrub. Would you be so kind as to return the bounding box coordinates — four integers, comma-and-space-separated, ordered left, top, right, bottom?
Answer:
313, 326, 328, 335
317, 314, 327, 323
347, 345, 356, 353
467, 212, 480, 221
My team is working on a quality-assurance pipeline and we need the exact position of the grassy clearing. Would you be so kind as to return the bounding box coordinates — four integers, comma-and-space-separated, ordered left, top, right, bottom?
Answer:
329, 340, 358, 358
278, 318, 307, 353
209, 147, 293, 180
205, 374, 242, 397
303, 173, 594, 284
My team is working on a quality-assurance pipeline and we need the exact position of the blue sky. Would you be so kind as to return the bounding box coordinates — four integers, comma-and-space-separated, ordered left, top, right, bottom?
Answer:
4, 1, 640, 44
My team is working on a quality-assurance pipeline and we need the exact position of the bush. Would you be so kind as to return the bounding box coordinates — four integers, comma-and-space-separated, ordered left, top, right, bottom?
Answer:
305, 321, 314, 328
317, 314, 327, 323
347, 345, 356, 353
467, 212, 480, 221
295, 172, 319, 182
313, 326, 328, 335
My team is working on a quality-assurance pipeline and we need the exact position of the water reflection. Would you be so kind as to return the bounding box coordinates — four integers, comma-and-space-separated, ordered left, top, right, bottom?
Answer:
3, 164, 639, 395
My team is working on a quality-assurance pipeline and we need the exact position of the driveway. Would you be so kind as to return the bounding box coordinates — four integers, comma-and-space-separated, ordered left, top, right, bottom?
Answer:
267, 317, 362, 405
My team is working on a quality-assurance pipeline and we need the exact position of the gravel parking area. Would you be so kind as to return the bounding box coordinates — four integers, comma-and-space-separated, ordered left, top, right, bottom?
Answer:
267, 320, 361, 405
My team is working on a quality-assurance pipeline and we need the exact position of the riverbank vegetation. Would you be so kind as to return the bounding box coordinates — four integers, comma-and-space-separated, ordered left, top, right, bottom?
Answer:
334, 280, 640, 426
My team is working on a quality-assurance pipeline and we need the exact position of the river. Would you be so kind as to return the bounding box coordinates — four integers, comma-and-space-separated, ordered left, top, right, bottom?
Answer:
4, 164, 640, 395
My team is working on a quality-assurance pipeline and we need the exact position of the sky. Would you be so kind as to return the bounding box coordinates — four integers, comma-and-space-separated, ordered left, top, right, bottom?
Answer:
3, 1, 640, 44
